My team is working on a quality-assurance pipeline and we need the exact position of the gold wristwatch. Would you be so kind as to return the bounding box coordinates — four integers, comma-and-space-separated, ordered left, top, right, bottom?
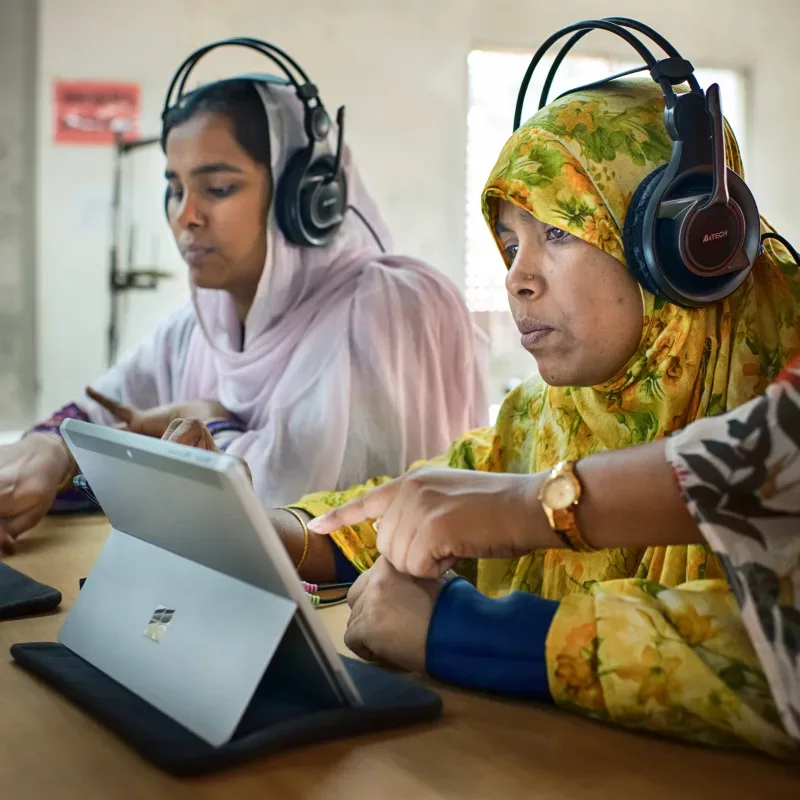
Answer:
537, 460, 596, 552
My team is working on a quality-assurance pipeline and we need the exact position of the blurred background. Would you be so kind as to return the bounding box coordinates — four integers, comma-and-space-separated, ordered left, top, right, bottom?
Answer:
2, 0, 798, 438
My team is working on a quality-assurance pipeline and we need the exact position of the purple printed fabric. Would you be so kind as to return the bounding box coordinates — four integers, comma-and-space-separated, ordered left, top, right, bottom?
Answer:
30, 403, 90, 437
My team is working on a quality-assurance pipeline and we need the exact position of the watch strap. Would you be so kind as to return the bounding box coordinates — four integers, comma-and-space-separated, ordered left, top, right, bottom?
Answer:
541, 461, 597, 553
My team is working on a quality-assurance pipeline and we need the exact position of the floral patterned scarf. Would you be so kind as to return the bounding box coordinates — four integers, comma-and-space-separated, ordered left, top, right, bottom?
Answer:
477, 79, 800, 599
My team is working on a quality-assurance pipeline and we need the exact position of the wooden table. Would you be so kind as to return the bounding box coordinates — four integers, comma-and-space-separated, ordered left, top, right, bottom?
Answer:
1, 516, 797, 799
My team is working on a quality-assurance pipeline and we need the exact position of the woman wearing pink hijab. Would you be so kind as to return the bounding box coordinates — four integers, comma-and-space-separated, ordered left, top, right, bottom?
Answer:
0, 75, 487, 551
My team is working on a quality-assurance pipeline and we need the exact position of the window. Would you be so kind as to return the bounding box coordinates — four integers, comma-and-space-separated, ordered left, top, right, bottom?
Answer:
465, 50, 747, 314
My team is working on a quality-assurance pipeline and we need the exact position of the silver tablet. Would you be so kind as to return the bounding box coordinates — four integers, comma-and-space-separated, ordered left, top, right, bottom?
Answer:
59, 419, 362, 746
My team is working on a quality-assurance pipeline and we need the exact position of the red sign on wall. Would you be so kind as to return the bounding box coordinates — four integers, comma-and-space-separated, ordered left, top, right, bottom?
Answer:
53, 80, 140, 144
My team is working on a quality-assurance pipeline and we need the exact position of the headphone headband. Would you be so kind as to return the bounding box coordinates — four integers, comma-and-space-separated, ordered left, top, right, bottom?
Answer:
513, 18, 703, 131
163, 38, 336, 148
511, 17, 763, 308
162, 37, 313, 114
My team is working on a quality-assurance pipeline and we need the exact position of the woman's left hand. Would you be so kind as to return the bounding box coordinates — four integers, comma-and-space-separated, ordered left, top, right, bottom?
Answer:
344, 557, 445, 673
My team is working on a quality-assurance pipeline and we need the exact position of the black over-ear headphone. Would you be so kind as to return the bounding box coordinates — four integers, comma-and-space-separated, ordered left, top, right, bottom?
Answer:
513, 18, 765, 308
162, 37, 347, 248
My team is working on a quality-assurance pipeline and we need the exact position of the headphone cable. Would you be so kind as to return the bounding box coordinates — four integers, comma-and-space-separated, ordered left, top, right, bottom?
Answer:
347, 205, 386, 253
761, 232, 800, 265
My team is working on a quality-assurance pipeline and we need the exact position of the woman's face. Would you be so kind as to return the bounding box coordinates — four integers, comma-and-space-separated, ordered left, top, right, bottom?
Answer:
165, 112, 270, 299
496, 200, 643, 387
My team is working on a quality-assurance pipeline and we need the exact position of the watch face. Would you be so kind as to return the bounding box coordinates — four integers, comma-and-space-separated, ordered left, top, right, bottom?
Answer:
543, 474, 577, 510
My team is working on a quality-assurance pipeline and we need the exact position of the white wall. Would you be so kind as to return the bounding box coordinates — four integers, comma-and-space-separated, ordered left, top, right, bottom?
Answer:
0, 0, 36, 429
35, 0, 800, 417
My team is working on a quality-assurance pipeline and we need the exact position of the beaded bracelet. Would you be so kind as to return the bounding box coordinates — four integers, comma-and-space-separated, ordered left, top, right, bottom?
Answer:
300, 581, 353, 608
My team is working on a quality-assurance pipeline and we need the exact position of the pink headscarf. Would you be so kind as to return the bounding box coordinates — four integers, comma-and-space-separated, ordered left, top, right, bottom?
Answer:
173, 82, 488, 504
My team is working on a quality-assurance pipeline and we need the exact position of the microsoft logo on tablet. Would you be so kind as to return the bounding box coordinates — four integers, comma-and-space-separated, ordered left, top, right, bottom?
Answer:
143, 605, 175, 643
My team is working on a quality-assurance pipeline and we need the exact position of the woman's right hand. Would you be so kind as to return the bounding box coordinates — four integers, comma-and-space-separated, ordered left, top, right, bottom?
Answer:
307, 444, 702, 580
307, 467, 546, 579
0, 434, 73, 553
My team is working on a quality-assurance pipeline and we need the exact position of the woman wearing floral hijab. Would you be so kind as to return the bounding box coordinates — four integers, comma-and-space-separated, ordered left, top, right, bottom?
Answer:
154, 64, 800, 753
292, 79, 799, 595
292, 78, 800, 755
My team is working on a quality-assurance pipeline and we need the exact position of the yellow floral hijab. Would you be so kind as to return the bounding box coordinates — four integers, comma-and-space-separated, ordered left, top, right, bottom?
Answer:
475, 79, 800, 599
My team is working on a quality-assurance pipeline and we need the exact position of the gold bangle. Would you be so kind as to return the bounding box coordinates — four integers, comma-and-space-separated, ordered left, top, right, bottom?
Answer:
282, 507, 310, 572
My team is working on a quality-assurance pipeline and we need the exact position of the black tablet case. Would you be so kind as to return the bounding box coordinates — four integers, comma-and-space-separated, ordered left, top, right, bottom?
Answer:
11, 641, 442, 776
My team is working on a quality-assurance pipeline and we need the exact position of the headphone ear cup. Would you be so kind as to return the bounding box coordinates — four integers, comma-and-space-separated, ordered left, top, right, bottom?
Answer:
276, 150, 345, 247
276, 146, 315, 246
622, 165, 667, 298
623, 164, 760, 307
302, 155, 347, 233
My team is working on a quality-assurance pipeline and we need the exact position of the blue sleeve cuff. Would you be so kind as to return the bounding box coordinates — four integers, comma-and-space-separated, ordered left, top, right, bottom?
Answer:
331, 539, 360, 583
426, 578, 558, 702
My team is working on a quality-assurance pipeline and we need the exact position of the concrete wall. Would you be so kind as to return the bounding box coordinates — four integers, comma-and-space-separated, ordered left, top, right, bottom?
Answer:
33, 0, 800, 416
0, 0, 37, 429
